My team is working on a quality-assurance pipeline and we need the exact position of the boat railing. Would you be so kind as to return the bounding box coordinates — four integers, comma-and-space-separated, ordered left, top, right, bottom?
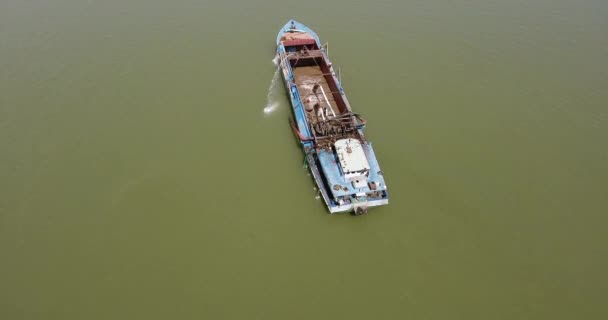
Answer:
279, 47, 314, 140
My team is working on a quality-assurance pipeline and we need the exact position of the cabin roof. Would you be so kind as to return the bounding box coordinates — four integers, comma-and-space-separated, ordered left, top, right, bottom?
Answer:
335, 139, 370, 174
317, 142, 386, 198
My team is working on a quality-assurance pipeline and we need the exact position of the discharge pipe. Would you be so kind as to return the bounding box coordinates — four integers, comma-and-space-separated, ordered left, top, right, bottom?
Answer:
289, 118, 314, 141
313, 84, 336, 118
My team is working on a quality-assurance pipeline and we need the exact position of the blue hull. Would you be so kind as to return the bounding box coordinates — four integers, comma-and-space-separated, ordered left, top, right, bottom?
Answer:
276, 20, 388, 214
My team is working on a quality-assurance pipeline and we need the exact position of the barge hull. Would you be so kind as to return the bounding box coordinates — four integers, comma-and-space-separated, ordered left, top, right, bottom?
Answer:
277, 20, 389, 214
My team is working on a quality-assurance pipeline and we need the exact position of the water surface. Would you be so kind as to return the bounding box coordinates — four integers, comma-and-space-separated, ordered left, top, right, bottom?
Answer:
1, 1, 607, 319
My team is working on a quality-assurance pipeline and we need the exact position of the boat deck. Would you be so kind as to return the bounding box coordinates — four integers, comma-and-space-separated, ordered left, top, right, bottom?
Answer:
293, 66, 341, 116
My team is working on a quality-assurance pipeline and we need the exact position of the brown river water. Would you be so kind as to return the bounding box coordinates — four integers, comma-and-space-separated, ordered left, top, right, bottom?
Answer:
1, 0, 607, 319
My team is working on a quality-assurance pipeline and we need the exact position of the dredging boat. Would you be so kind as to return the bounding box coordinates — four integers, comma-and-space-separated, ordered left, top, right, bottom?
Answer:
276, 20, 388, 214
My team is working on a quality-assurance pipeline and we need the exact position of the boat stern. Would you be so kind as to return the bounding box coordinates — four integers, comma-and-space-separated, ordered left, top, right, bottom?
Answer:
316, 139, 389, 214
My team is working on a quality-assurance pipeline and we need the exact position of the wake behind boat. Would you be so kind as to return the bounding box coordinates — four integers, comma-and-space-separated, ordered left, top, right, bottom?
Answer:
276, 20, 388, 214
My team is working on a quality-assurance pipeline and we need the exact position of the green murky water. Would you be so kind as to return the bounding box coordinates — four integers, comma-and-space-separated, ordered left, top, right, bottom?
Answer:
1, 1, 607, 319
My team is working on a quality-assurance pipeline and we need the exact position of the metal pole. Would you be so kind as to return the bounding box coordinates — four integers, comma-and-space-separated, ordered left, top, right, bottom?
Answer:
318, 85, 336, 118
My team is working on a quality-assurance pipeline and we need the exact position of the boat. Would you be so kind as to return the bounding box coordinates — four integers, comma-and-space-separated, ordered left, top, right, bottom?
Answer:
276, 20, 389, 214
